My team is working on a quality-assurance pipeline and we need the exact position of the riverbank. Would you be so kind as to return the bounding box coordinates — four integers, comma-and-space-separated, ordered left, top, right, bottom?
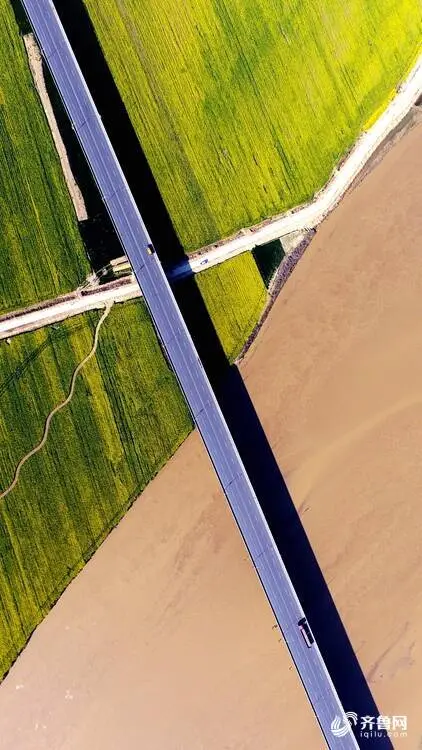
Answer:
1, 103, 421, 750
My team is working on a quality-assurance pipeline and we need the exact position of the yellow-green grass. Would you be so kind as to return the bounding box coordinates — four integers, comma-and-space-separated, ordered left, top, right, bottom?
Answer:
197, 253, 267, 361
0, 250, 266, 677
0, 0, 89, 313
83, 0, 421, 251
0, 300, 192, 679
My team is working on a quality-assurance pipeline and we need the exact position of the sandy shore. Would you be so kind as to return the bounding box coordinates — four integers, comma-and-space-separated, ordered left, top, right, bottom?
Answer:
1, 122, 421, 748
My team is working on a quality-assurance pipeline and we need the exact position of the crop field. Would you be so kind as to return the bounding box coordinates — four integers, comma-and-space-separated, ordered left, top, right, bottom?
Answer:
0, 0, 89, 313
196, 253, 267, 362
83, 0, 421, 252
0, 301, 191, 679
0, 253, 266, 676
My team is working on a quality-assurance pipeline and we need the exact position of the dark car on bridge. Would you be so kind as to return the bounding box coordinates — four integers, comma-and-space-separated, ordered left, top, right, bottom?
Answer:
298, 617, 315, 648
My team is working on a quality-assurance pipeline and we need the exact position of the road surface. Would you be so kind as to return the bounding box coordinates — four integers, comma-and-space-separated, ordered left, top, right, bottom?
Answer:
1, 50, 421, 341
1, 51, 421, 340
18, 1, 361, 746
174, 52, 422, 277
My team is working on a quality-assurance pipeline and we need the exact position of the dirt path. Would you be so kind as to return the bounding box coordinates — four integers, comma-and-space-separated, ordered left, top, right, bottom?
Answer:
240, 121, 422, 747
0, 304, 111, 500
0, 276, 137, 340
2, 51, 421, 343
1, 86, 422, 750
187, 53, 422, 264
1, 118, 421, 750
24, 33, 88, 222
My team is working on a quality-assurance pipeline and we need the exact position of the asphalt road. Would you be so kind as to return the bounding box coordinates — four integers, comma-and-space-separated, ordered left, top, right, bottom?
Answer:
20, 1, 359, 746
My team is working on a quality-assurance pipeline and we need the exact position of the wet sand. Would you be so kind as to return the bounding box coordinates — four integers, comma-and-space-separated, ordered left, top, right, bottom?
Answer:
1, 122, 422, 748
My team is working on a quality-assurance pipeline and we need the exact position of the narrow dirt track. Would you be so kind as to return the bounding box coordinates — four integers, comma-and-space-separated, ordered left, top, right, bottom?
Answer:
0, 124, 422, 749
0, 304, 111, 500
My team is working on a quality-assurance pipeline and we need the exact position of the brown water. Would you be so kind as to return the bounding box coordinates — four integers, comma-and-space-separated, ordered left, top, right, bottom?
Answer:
1, 121, 421, 749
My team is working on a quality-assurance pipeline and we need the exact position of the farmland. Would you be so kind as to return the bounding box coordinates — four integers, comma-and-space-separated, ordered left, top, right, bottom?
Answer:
0, 300, 191, 679
0, 249, 267, 678
196, 253, 267, 361
83, 0, 422, 251
0, 0, 89, 313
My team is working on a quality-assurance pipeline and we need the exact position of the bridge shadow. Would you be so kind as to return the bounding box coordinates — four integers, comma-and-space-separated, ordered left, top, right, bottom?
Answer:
12, 0, 184, 271
43, 66, 122, 271
14, 0, 391, 744
218, 367, 393, 747
51, 0, 184, 270
177, 276, 392, 748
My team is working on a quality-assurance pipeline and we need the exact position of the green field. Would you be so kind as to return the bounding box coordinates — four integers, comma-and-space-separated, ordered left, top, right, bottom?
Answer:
197, 253, 267, 361
83, 0, 421, 251
0, 301, 191, 678
0, 0, 89, 313
0, 252, 266, 677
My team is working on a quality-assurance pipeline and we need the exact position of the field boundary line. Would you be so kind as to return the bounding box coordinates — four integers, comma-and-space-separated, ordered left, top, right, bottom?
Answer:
1, 53, 421, 340
177, 51, 422, 275
23, 32, 88, 222
0, 303, 112, 500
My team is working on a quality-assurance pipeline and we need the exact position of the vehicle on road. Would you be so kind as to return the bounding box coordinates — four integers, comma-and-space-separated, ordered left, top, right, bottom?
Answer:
298, 617, 315, 648
22, 1, 358, 742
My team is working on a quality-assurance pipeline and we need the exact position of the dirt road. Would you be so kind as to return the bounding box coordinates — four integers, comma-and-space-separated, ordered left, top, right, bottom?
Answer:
0, 304, 111, 500
0, 119, 422, 748
1, 53, 421, 344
